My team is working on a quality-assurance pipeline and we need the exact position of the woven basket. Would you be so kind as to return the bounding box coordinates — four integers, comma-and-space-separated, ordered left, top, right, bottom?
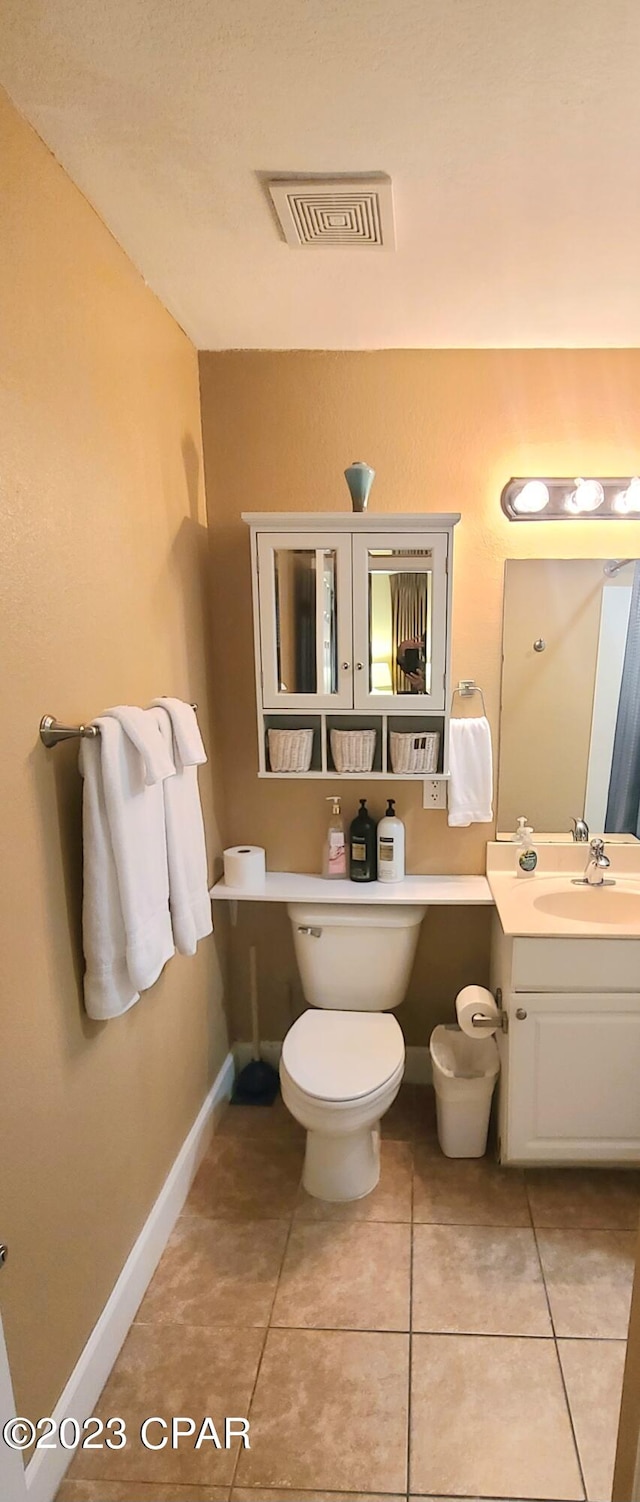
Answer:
389, 730, 440, 775
267, 727, 314, 773
330, 728, 377, 774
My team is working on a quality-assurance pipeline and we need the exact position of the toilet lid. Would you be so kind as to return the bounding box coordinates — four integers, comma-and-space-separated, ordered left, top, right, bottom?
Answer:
281, 1010, 405, 1102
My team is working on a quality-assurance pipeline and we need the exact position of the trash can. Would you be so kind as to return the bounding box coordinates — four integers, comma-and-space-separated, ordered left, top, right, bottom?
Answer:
429, 1024, 500, 1158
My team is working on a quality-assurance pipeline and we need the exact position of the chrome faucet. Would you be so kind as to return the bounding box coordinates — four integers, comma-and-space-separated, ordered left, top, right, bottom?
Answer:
581, 838, 612, 887
571, 817, 590, 842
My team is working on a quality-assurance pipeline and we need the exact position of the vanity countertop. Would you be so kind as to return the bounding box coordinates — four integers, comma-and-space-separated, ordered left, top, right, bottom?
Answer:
487, 843, 640, 937
210, 873, 493, 905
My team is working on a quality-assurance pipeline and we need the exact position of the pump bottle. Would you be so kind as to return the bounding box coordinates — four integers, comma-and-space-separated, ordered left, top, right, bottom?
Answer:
323, 796, 347, 879
349, 798, 377, 882
514, 815, 538, 878
377, 799, 405, 882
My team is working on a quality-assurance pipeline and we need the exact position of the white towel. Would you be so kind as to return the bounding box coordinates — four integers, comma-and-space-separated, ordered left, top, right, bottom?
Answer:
79, 733, 139, 1020
102, 704, 176, 784
79, 713, 175, 1017
150, 697, 206, 769
448, 716, 494, 827
150, 702, 213, 956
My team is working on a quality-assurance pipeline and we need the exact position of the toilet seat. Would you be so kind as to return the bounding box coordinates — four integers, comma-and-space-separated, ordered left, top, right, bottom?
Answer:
281, 1009, 405, 1103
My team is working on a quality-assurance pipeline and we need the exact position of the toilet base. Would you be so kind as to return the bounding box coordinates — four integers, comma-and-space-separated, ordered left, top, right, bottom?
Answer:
303, 1122, 381, 1201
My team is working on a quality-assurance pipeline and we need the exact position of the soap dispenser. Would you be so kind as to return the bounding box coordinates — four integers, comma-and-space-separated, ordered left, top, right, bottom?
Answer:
323, 796, 347, 879
349, 798, 377, 882
377, 800, 405, 883
515, 816, 538, 878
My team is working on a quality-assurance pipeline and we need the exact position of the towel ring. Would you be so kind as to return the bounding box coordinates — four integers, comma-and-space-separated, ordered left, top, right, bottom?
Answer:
450, 681, 487, 716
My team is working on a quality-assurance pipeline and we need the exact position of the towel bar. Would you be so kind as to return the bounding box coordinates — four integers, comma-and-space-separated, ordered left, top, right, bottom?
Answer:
40, 706, 198, 748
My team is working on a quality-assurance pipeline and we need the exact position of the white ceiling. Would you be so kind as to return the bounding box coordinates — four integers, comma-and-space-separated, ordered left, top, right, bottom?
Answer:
2, 0, 640, 349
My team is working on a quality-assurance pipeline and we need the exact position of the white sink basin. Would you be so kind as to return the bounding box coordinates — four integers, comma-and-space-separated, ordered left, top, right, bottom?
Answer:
533, 885, 640, 927
487, 865, 640, 937
487, 841, 640, 937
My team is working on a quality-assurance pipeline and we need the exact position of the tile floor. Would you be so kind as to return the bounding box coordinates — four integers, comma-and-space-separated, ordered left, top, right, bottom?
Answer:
57, 1085, 639, 1502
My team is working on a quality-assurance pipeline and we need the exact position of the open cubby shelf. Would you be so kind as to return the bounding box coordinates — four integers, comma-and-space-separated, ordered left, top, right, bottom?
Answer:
262, 711, 449, 779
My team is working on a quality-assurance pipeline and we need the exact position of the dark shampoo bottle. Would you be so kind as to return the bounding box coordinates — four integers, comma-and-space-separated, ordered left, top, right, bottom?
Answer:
349, 798, 377, 882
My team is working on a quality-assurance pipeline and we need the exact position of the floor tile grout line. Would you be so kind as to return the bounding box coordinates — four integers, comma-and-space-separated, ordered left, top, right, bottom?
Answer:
526, 1181, 588, 1502
406, 1134, 415, 1502
228, 1189, 299, 1494
122, 1316, 632, 1342
183, 1209, 638, 1229
230, 1489, 408, 1498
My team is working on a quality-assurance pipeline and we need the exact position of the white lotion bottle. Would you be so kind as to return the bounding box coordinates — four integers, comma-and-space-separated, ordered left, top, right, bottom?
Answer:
377, 799, 405, 882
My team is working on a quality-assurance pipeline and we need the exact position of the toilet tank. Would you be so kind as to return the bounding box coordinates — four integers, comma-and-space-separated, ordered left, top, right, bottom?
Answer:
287, 902, 426, 1011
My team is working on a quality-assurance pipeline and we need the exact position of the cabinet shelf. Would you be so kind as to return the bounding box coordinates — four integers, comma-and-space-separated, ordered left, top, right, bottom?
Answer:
258, 770, 451, 781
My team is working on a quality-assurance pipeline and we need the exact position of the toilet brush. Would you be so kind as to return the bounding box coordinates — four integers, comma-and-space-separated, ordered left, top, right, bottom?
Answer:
231, 945, 280, 1105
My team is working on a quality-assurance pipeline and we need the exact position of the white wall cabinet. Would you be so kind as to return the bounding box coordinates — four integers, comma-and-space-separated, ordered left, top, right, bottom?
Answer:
491, 918, 640, 1163
244, 512, 459, 779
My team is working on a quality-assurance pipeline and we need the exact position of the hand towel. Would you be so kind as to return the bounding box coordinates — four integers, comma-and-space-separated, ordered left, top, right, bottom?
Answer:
79, 734, 140, 1020
102, 704, 176, 784
448, 716, 494, 827
150, 697, 206, 769
150, 702, 213, 956
81, 712, 175, 1014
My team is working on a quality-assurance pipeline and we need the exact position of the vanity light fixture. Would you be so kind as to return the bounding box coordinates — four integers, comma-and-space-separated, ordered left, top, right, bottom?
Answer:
511, 480, 550, 515
566, 478, 605, 514
613, 477, 640, 514
502, 476, 640, 521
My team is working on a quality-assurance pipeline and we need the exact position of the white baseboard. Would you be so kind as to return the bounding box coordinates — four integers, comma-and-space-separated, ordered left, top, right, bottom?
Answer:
25, 1050, 235, 1502
233, 1039, 282, 1072
233, 1040, 432, 1086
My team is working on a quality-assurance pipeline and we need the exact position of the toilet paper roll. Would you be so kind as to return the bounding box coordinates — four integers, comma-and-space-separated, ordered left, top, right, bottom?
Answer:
455, 984, 499, 1039
223, 845, 266, 891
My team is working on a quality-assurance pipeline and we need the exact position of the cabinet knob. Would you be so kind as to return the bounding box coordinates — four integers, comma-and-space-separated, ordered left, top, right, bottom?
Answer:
356, 662, 364, 671
0, 1244, 7, 1270
341, 662, 350, 671
515, 1007, 528, 1021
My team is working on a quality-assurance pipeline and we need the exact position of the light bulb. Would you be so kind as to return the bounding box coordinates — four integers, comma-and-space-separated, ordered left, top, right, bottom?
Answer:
512, 480, 550, 514
566, 478, 605, 514
613, 477, 640, 514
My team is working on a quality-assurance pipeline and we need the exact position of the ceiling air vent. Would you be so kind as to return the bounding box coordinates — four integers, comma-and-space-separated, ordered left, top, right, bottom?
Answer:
267, 175, 394, 249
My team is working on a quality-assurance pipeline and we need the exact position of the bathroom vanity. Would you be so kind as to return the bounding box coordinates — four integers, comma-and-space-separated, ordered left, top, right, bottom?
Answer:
488, 844, 640, 1165
490, 555, 640, 1165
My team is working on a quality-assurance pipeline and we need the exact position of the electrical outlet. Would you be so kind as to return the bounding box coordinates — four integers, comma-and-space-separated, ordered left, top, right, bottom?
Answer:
422, 779, 447, 810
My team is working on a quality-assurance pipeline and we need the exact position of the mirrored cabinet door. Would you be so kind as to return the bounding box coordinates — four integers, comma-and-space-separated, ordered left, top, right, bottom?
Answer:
351, 532, 448, 711
257, 532, 354, 709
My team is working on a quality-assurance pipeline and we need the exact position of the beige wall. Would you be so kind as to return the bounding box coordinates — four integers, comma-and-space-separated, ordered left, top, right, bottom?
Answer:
200, 348, 640, 1045
0, 88, 229, 1423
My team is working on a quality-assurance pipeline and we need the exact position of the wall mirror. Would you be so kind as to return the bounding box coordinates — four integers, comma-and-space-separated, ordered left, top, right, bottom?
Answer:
497, 558, 640, 841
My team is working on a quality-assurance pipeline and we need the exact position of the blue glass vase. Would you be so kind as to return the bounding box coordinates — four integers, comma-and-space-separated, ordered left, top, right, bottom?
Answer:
344, 461, 375, 512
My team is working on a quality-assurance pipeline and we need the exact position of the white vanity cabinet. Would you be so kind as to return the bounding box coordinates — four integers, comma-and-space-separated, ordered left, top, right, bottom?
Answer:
244, 512, 459, 780
492, 918, 640, 1164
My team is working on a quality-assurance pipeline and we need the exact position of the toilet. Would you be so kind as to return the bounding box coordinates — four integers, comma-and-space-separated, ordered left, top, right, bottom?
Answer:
280, 902, 426, 1201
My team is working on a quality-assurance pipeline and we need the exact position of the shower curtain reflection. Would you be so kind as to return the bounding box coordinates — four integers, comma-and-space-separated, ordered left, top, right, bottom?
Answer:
606, 561, 640, 836
391, 573, 430, 693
